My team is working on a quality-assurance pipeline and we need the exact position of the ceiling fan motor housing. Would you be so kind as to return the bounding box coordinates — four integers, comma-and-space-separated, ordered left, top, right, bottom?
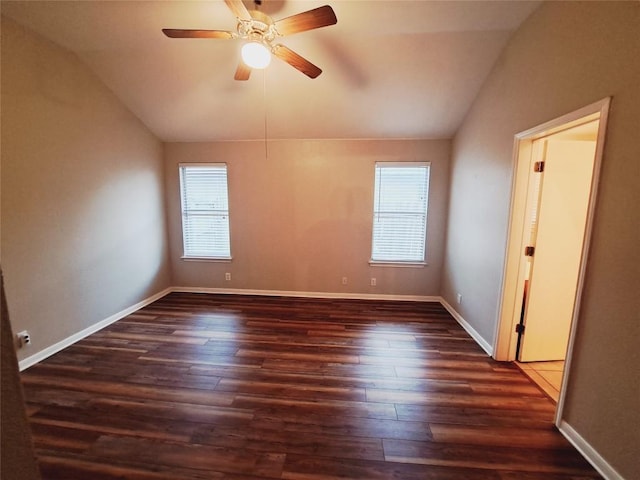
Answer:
238, 10, 278, 46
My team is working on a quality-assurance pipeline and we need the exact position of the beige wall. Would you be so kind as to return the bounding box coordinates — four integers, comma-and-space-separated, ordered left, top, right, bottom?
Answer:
442, 2, 639, 477
165, 139, 450, 297
0, 18, 171, 362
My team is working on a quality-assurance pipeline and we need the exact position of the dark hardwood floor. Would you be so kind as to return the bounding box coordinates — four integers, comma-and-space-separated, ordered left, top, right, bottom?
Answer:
21, 293, 601, 479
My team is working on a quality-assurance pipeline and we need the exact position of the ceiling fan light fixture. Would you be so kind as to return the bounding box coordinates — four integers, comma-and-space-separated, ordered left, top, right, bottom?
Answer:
241, 42, 271, 69
163, 3, 337, 79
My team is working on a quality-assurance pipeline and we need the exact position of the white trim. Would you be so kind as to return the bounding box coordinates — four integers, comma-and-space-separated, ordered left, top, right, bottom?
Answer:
171, 286, 439, 303
440, 298, 493, 356
180, 256, 232, 262
558, 420, 623, 480
179, 163, 231, 260
371, 162, 430, 265
18, 287, 173, 371
374, 161, 431, 168
369, 261, 427, 268
178, 162, 227, 168
516, 100, 604, 139
555, 98, 610, 425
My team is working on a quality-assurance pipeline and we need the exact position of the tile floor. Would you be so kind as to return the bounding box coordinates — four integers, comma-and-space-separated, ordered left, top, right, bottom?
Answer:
517, 360, 565, 402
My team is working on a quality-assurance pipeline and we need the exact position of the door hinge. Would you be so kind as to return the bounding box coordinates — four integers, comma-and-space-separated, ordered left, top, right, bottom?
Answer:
515, 323, 525, 334
524, 246, 535, 257
534, 161, 545, 172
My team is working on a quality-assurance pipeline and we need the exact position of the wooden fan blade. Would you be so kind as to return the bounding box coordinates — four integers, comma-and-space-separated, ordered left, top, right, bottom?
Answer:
234, 61, 252, 81
272, 44, 322, 79
275, 5, 337, 36
224, 0, 252, 20
162, 29, 234, 39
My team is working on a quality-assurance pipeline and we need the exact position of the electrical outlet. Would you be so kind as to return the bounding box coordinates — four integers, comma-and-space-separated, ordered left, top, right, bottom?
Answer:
370, 278, 377, 287
457, 293, 463, 304
342, 277, 348, 285
225, 272, 231, 281
17, 330, 31, 348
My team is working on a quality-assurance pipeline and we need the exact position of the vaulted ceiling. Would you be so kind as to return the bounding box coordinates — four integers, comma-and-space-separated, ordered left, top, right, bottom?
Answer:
1, 0, 540, 142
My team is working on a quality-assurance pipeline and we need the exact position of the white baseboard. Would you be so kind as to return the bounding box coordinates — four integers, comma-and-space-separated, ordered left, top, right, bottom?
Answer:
171, 286, 440, 303
439, 298, 493, 356
18, 287, 172, 371
558, 420, 623, 480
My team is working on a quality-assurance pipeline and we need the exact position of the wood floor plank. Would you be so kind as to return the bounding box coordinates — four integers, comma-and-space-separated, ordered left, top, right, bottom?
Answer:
395, 403, 557, 429
429, 422, 573, 449
236, 347, 360, 364
366, 388, 554, 412
192, 424, 385, 462
37, 452, 226, 480
20, 293, 601, 479
29, 404, 195, 443
89, 435, 286, 478
282, 453, 503, 480
30, 422, 101, 452
395, 365, 533, 383
250, 411, 433, 441
85, 397, 255, 425
22, 374, 236, 407
383, 438, 598, 475
259, 358, 397, 377
231, 394, 399, 420
215, 378, 367, 402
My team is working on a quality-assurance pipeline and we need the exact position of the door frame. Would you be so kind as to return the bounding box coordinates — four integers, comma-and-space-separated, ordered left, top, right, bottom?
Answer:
493, 97, 610, 423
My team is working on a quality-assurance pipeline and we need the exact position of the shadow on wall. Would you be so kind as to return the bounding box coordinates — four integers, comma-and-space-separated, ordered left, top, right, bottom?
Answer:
1, 270, 41, 480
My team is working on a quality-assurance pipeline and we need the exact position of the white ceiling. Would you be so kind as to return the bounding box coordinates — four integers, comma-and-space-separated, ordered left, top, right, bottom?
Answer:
1, 0, 540, 142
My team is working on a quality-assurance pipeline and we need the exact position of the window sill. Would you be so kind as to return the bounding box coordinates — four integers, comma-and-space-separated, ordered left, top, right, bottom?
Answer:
369, 260, 427, 268
181, 256, 232, 262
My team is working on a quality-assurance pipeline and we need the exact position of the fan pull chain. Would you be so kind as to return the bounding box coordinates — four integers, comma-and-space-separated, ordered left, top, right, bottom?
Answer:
263, 69, 268, 161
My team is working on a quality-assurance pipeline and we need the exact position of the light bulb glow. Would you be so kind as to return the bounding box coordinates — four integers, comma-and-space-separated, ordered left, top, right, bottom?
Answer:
241, 42, 271, 69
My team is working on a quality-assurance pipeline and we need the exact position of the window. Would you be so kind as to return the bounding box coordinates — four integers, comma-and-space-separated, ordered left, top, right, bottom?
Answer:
371, 162, 430, 264
179, 163, 231, 259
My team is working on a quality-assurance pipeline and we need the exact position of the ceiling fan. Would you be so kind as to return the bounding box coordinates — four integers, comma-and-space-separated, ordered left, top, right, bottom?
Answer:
162, 0, 337, 80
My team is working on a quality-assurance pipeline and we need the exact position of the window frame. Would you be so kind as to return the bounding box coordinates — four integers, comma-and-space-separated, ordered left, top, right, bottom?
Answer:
370, 161, 431, 267
178, 162, 232, 261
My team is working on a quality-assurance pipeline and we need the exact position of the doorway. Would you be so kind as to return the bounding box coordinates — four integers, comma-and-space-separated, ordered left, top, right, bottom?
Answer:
518, 128, 598, 361
494, 98, 610, 421
515, 126, 599, 401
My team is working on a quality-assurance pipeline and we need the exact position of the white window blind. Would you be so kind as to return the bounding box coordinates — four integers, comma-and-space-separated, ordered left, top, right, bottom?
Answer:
371, 162, 430, 263
179, 164, 231, 259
